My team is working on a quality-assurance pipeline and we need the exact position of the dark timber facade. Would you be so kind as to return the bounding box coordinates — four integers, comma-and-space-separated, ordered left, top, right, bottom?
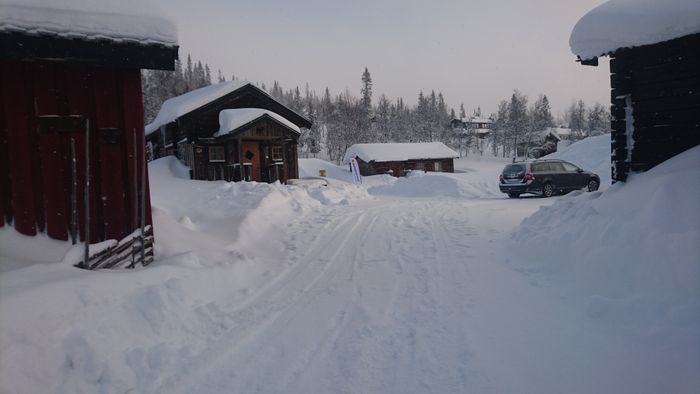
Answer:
584, 33, 700, 182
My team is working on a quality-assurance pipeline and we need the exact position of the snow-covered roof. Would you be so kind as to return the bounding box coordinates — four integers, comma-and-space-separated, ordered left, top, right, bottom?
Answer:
570, 0, 700, 60
467, 117, 492, 124
146, 81, 249, 135
0, 0, 177, 47
344, 142, 459, 163
214, 108, 300, 137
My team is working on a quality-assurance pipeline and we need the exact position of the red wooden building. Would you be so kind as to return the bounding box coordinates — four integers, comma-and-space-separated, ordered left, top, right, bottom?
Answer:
344, 142, 459, 177
0, 3, 178, 264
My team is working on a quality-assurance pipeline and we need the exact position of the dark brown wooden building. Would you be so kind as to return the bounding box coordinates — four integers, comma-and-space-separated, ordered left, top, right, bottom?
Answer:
0, 4, 177, 266
146, 82, 311, 183
344, 142, 458, 177
571, 2, 700, 182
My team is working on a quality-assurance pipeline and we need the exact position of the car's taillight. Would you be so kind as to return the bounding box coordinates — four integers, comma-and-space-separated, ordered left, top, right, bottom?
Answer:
523, 172, 535, 181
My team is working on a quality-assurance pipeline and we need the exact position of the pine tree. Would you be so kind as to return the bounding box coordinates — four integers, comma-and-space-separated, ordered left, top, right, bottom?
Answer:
507, 90, 529, 157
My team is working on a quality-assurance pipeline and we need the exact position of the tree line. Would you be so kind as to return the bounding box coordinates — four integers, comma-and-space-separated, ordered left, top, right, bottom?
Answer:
143, 59, 611, 162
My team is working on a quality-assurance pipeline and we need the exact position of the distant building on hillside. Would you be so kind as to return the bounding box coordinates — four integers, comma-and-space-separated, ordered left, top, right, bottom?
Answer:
146, 82, 311, 183
451, 116, 493, 139
520, 127, 573, 158
0, 1, 178, 268
344, 142, 459, 177
570, 0, 700, 182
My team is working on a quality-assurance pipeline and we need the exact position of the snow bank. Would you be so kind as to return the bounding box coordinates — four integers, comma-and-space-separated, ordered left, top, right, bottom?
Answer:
544, 134, 612, 187
299, 158, 353, 183
510, 146, 700, 378
343, 142, 458, 163
215, 108, 300, 137
368, 170, 502, 199
0, 0, 177, 46
570, 0, 700, 60
148, 157, 370, 264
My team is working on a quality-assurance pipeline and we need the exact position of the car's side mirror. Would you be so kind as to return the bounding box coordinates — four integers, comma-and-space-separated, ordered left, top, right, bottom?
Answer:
576, 168, 583, 173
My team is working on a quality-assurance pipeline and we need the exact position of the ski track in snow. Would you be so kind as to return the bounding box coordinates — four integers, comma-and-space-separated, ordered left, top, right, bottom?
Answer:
153, 199, 498, 394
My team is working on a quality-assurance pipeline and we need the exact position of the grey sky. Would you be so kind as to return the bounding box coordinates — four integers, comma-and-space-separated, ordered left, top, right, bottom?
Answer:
154, 0, 610, 118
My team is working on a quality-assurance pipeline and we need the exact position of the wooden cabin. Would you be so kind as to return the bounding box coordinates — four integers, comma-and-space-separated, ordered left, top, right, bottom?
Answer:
344, 142, 458, 177
0, 2, 178, 267
146, 82, 311, 183
570, 1, 700, 182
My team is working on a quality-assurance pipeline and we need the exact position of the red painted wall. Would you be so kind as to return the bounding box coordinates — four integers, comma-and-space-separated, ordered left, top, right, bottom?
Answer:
0, 60, 153, 244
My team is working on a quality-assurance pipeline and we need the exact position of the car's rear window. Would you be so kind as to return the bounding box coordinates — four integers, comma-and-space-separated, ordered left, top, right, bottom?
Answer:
503, 164, 525, 174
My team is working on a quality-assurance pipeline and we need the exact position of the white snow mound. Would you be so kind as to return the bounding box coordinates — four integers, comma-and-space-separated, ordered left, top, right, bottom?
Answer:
510, 145, 700, 350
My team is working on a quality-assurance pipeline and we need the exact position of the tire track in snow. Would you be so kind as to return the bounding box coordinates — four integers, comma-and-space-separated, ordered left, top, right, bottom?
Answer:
155, 204, 383, 393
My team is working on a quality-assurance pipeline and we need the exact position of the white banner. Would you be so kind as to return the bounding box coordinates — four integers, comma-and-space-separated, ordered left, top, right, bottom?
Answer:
350, 158, 362, 184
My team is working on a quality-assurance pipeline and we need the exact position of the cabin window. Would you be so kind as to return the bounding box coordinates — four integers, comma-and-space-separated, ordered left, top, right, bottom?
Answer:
415, 162, 425, 171
434, 161, 442, 172
271, 146, 283, 161
208, 146, 225, 162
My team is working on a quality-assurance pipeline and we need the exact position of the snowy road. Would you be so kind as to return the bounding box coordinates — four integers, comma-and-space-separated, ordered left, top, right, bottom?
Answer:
150, 196, 627, 394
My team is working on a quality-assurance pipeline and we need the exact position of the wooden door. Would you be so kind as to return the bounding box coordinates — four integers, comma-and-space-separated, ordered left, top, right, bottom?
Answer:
241, 140, 261, 182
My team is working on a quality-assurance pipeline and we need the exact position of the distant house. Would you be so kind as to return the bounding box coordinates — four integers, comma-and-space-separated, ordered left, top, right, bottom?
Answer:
570, 0, 700, 182
0, 1, 177, 267
146, 81, 311, 183
519, 127, 573, 157
451, 116, 493, 139
344, 142, 459, 177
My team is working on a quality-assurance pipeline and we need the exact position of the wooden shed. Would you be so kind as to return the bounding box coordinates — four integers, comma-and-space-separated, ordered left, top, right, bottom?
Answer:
146, 81, 311, 183
0, 2, 178, 267
344, 142, 458, 177
570, 0, 700, 182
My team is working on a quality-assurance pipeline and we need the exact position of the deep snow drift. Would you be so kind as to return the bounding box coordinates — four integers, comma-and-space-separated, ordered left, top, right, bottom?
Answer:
0, 136, 698, 393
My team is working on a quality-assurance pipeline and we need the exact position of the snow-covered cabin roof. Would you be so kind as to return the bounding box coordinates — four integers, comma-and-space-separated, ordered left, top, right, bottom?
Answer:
146, 81, 249, 135
214, 108, 300, 137
570, 0, 700, 61
344, 142, 459, 163
145, 81, 312, 135
467, 117, 492, 124
0, 0, 177, 46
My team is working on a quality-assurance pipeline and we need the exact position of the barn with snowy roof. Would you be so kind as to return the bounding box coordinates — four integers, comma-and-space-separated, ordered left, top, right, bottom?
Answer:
570, 0, 700, 182
145, 81, 311, 183
0, 1, 178, 268
344, 142, 458, 177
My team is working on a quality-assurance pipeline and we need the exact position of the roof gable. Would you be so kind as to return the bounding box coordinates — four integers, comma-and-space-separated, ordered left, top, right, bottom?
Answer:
214, 108, 301, 138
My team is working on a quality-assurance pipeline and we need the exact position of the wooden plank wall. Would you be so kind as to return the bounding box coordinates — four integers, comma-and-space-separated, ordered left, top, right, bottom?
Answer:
0, 61, 152, 243
610, 33, 700, 182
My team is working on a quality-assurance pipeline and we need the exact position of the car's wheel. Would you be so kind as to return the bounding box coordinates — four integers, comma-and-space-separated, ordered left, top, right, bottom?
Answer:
508, 192, 520, 199
587, 178, 599, 192
542, 182, 554, 198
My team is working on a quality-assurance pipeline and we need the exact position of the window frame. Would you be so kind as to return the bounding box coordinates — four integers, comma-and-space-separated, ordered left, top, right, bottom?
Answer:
208, 146, 226, 163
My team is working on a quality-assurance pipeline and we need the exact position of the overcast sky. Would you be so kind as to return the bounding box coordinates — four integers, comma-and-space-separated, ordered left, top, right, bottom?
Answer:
154, 0, 610, 118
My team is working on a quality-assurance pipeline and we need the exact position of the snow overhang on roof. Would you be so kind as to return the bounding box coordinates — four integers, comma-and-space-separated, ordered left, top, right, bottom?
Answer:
343, 142, 459, 164
0, 0, 178, 46
146, 81, 250, 135
570, 0, 700, 62
214, 108, 301, 138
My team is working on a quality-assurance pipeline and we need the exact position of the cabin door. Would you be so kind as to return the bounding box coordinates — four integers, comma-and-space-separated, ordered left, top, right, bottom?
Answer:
241, 140, 261, 182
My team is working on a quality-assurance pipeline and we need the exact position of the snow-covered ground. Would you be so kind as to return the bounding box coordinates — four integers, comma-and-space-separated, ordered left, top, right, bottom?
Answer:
1, 136, 698, 393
